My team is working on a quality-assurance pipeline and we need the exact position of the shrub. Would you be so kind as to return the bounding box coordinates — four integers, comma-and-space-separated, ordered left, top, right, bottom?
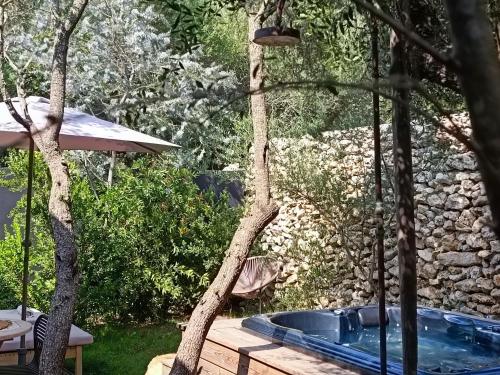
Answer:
73, 159, 241, 322
0, 151, 55, 312
0, 153, 241, 323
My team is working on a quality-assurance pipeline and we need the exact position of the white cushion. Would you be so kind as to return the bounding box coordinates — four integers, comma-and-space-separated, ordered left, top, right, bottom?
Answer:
0, 309, 93, 353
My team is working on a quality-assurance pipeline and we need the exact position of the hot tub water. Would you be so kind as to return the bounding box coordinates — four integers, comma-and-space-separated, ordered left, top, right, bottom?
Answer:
242, 306, 500, 375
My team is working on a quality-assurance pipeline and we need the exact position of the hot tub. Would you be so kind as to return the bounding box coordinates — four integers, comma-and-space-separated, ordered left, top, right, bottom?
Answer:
242, 306, 500, 375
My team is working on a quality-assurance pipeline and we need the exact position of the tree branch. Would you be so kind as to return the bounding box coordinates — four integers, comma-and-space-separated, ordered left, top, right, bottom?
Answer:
350, 0, 456, 69
47, 0, 88, 137
0, 4, 31, 131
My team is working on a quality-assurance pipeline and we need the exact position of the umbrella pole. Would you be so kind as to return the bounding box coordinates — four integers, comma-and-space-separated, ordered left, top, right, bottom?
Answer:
18, 137, 34, 366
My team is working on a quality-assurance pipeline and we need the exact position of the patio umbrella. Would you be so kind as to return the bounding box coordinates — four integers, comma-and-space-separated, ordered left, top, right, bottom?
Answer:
0, 96, 179, 363
0, 97, 178, 152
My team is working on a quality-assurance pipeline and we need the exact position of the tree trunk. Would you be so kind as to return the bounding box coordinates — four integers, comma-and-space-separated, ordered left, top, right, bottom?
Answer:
390, 0, 418, 374
14, 2, 87, 374
169, 6, 279, 375
369, 6, 387, 374
107, 151, 116, 187
34, 134, 79, 375
489, 0, 500, 58
445, 0, 500, 239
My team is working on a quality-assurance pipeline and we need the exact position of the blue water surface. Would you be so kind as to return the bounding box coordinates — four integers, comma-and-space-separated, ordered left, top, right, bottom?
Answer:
309, 322, 500, 374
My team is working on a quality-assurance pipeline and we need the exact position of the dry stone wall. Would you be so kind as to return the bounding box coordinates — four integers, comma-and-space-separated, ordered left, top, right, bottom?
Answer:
262, 115, 500, 319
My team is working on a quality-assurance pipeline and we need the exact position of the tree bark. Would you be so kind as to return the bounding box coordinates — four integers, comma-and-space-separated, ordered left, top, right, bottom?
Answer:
489, 0, 500, 58
445, 0, 500, 238
37, 3, 88, 373
390, 0, 418, 374
169, 5, 279, 375
368, 5, 387, 374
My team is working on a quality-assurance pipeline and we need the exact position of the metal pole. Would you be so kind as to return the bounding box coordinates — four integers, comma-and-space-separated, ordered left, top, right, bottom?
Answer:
18, 137, 34, 366
391, 0, 418, 372
370, 8, 387, 375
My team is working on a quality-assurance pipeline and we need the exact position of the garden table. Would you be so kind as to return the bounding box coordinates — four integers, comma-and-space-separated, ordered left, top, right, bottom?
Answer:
0, 310, 93, 375
0, 319, 32, 350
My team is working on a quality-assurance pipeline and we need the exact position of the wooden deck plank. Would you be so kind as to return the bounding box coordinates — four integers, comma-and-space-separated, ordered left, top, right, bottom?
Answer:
198, 358, 236, 375
202, 340, 285, 375
204, 319, 366, 375
161, 355, 234, 375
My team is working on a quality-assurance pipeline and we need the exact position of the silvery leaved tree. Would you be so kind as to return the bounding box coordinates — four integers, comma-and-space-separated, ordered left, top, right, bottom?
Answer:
66, 0, 241, 171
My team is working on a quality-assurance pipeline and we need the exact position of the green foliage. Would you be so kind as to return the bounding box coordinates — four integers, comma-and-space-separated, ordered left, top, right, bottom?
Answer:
73, 158, 240, 322
0, 222, 56, 312
201, 9, 249, 80
275, 236, 349, 311
0, 151, 55, 312
272, 139, 378, 308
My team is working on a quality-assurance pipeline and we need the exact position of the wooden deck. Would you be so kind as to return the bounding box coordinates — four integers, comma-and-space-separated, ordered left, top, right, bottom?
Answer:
163, 318, 368, 375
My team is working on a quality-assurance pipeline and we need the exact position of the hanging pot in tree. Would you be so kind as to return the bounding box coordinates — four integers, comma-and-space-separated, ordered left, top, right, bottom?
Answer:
253, 0, 301, 47
253, 26, 301, 46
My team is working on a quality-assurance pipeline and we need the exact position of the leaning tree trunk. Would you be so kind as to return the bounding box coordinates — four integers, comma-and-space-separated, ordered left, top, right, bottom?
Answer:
390, 0, 418, 374
445, 0, 500, 239
169, 8, 279, 375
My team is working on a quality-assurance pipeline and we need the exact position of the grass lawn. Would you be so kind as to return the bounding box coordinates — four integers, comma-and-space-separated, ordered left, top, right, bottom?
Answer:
65, 322, 181, 375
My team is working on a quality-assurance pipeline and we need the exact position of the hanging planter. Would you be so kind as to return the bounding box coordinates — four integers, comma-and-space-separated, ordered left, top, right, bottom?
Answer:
253, 26, 301, 46
253, 0, 301, 47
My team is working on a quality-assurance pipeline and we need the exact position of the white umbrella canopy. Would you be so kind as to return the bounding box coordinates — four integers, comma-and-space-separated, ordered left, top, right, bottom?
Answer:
0, 96, 178, 364
0, 96, 179, 152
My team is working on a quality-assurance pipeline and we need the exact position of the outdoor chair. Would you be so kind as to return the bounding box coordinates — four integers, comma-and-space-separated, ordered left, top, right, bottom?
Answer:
0, 315, 72, 375
231, 256, 282, 313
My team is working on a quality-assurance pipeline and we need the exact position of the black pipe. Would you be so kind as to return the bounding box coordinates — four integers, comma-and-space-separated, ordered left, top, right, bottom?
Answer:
370, 9, 387, 375
18, 137, 34, 366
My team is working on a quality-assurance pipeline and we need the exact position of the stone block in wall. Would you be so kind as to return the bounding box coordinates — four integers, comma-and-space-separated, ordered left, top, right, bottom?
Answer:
477, 278, 495, 292
440, 234, 459, 252
427, 194, 445, 208
477, 304, 493, 315
421, 264, 438, 279
450, 290, 469, 303
466, 234, 489, 249
494, 275, 500, 287
455, 210, 477, 232
473, 195, 489, 207
445, 194, 471, 211
446, 153, 477, 171
418, 287, 442, 300
471, 293, 496, 305
418, 249, 433, 262
466, 266, 483, 279
491, 254, 500, 266
434, 172, 452, 185
455, 279, 481, 293
437, 252, 481, 267
449, 271, 466, 282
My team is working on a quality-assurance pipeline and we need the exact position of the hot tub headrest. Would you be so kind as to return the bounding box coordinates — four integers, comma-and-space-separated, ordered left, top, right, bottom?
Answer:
358, 306, 388, 327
